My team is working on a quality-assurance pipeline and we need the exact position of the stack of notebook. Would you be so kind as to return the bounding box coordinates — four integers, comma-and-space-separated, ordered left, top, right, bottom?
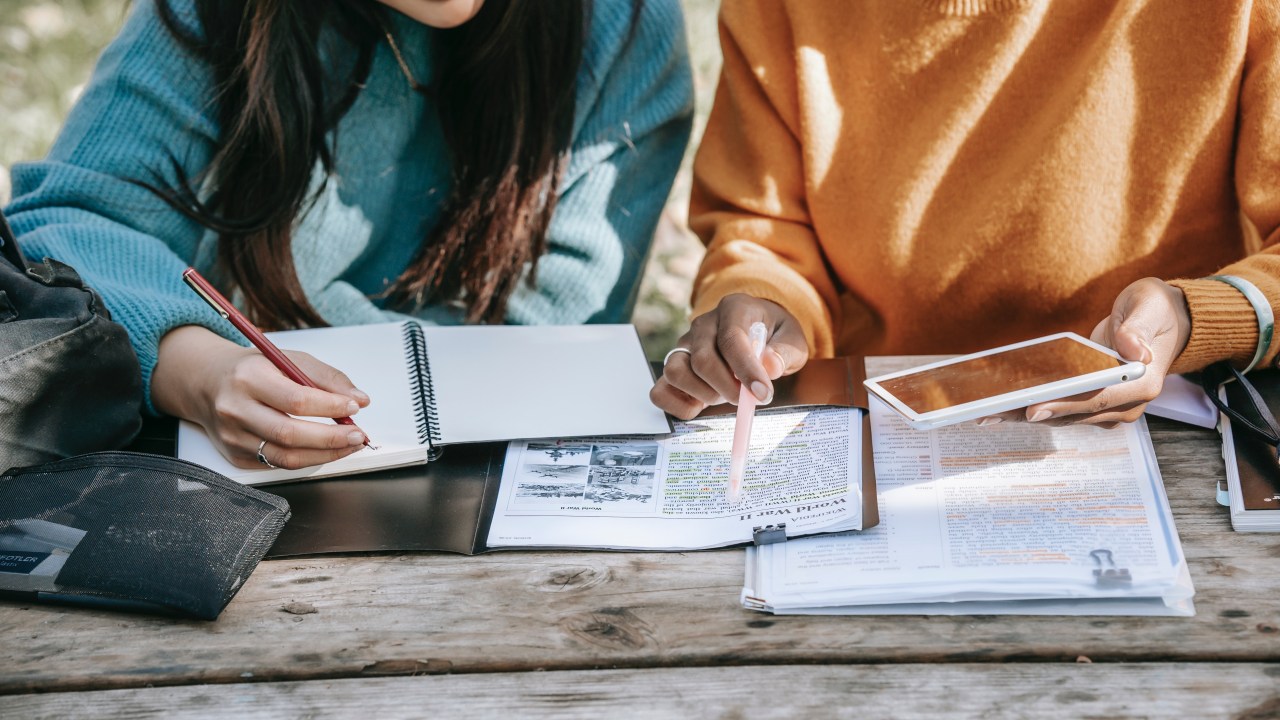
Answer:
1217, 371, 1280, 532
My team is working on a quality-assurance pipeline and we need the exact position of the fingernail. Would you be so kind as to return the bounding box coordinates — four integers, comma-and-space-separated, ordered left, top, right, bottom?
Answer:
1029, 409, 1052, 423
977, 417, 1002, 426
347, 431, 366, 446
352, 389, 370, 403
751, 381, 769, 403
1139, 339, 1154, 363
346, 400, 360, 415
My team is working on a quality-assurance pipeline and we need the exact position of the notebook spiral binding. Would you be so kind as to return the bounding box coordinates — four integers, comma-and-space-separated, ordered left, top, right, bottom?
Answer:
402, 322, 443, 460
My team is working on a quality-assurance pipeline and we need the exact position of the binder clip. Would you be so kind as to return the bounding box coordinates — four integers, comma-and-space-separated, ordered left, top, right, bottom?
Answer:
1090, 549, 1132, 588
752, 523, 787, 546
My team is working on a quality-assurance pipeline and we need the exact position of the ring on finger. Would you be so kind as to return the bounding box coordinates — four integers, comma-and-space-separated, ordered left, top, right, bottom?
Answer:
663, 347, 692, 367
256, 439, 278, 469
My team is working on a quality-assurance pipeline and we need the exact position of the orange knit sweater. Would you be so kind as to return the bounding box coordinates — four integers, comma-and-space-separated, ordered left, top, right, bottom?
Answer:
690, 0, 1280, 373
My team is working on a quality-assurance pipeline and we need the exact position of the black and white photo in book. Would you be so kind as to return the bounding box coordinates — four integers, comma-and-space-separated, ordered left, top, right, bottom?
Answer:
510, 441, 663, 513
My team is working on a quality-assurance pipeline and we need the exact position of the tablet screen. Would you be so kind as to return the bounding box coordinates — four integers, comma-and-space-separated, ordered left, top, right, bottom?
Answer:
877, 337, 1124, 414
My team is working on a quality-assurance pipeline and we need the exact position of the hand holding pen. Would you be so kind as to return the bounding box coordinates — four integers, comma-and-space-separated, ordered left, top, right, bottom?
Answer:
650, 294, 810, 421
170, 268, 374, 470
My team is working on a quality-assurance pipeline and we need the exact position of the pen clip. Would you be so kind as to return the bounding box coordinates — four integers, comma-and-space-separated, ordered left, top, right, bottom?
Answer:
182, 271, 229, 320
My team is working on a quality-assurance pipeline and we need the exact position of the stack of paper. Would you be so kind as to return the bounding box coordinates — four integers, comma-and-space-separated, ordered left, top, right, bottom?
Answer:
743, 358, 1195, 617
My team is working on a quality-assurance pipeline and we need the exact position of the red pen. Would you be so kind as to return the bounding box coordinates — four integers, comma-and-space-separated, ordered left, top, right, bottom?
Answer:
181, 267, 374, 449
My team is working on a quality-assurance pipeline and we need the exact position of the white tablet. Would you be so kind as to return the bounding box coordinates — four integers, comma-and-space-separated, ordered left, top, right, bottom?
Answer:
863, 332, 1146, 430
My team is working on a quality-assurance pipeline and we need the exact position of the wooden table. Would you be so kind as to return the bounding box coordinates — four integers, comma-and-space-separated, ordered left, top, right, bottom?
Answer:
2, 418, 1278, 719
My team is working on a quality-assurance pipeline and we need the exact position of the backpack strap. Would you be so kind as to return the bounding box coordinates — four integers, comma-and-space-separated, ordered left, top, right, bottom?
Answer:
0, 209, 27, 271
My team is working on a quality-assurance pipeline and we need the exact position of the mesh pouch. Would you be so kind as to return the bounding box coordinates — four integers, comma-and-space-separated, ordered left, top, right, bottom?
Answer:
0, 451, 289, 620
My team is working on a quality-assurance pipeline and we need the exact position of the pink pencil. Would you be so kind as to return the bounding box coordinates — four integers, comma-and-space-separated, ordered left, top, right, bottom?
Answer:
727, 322, 769, 504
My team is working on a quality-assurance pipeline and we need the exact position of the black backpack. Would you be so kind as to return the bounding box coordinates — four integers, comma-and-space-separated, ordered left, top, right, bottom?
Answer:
0, 210, 143, 471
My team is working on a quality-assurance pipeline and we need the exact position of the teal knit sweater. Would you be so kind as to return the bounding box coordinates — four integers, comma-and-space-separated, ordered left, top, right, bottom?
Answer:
5, 0, 693, 408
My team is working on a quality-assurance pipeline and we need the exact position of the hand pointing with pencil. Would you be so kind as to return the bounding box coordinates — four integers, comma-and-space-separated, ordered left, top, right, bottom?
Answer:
650, 293, 810, 421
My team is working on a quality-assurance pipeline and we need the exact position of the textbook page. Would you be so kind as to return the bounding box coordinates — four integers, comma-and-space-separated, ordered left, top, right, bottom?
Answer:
744, 356, 1193, 615
486, 406, 864, 550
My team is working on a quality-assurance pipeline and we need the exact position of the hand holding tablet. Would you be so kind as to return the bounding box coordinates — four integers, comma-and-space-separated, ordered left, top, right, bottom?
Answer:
864, 332, 1146, 431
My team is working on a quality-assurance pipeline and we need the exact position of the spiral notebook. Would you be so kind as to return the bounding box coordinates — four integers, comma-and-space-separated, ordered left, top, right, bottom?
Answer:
177, 321, 672, 485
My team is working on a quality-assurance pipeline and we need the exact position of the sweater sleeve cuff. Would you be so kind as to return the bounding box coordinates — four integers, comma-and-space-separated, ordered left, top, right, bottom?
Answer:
1166, 277, 1262, 374
692, 272, 836, 358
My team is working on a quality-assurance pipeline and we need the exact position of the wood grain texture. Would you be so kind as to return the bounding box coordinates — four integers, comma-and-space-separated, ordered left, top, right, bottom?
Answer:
2, 420, 1278, 696
5, 663, 1280, 720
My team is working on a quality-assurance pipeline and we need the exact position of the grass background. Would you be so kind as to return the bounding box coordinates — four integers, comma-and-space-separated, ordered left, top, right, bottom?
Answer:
0, 0, 723, 359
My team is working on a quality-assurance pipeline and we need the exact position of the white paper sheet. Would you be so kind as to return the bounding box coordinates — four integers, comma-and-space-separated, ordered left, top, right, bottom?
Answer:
1146, 373, 1218, 429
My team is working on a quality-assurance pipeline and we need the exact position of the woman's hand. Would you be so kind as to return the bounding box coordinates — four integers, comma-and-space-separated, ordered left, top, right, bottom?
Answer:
151, 325, 372, 469
650, 294, 810, 419
1011, 278, 1192, 428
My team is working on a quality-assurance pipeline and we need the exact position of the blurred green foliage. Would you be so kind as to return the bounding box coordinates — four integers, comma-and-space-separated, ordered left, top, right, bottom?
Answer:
0, 1, 132, 177
0, 0, 723, 358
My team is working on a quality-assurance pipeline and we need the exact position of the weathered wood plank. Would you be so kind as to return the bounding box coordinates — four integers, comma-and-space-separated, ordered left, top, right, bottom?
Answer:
1, 420, 1278, 695
5, 663, 1279, 720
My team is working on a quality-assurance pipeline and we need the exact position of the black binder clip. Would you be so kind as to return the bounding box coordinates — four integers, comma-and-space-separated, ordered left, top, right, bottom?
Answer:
752, 523, 787, 546
1090, 549, 1132, 588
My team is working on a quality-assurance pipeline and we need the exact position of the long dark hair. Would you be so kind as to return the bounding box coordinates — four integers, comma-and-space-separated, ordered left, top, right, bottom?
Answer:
151, 0, 584, 329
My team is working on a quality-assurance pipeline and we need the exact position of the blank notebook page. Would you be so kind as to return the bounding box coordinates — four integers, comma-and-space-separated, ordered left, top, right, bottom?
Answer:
423, 324, 670, 443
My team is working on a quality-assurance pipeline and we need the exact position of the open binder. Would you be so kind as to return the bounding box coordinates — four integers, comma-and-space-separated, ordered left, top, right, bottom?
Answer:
139, 358, 877, 555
